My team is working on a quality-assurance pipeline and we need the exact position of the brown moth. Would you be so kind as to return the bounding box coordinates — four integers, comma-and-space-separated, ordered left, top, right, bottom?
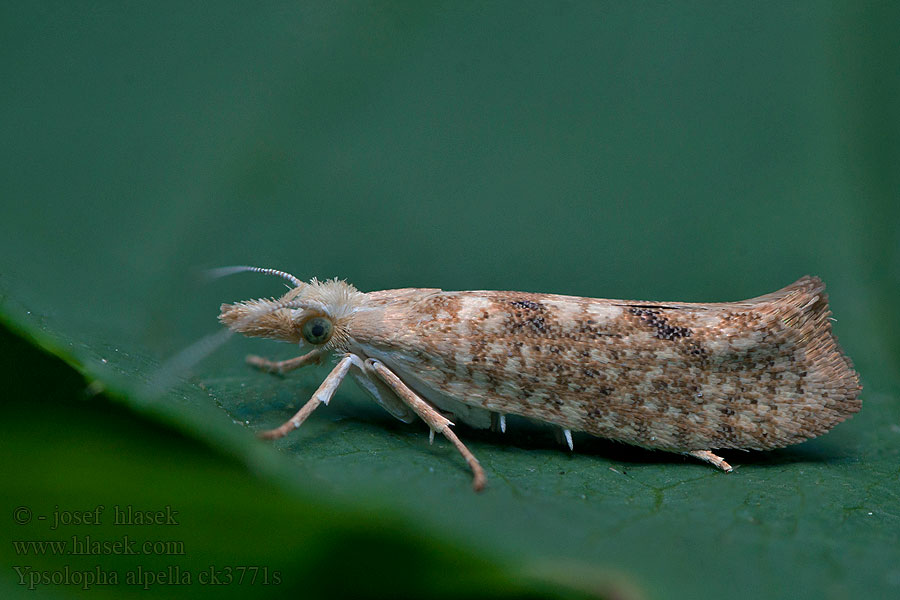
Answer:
218, 267, 862, 491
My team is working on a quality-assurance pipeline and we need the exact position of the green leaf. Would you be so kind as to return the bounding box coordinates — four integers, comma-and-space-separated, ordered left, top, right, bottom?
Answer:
0, 324, 627, 600
2, 3, 898, 599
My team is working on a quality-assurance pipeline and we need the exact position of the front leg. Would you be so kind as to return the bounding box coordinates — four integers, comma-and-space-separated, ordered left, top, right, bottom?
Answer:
247, 348, 322, 375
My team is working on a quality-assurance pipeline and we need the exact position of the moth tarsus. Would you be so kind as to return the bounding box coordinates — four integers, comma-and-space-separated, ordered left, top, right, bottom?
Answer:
217, 269, 862, 491
689, 450, 734, 473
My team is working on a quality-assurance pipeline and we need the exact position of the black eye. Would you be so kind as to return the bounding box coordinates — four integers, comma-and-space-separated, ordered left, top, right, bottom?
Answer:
301, 317, 333, 345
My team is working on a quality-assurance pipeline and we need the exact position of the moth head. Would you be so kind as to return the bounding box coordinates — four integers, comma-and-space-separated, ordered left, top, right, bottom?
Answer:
218, 271, 364, 351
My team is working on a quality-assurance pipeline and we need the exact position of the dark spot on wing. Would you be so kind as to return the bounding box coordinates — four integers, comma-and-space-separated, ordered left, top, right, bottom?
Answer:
510, 299, 544, 311
628, 307, 692, 340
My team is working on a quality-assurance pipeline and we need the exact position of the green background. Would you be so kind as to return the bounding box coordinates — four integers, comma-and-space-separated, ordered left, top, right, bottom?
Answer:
1, 2, 898, 599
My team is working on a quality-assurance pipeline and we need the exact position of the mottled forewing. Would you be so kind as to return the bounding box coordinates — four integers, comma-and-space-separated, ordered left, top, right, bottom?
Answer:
361, 281, 859, 452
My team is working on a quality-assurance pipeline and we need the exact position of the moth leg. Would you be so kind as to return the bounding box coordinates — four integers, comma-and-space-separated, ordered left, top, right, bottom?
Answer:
553, 427, 575, 451
247, 348, 322, 375
490, 413, 507, 433
345, 355, 416, 423
689, 450, 734, 473
258, 355, 353, 440
367, 359, 487, 492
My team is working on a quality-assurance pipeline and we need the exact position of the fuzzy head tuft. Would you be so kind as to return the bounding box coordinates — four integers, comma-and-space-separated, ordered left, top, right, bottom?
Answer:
218, 278, 365, 350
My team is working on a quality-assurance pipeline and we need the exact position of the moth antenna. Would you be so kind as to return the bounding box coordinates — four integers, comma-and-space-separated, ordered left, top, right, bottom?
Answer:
144, 295, 325, 398
205, 265, 304, 289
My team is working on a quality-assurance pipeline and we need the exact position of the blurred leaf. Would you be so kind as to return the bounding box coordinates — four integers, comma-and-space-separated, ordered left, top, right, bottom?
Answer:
0, 323, 629, 600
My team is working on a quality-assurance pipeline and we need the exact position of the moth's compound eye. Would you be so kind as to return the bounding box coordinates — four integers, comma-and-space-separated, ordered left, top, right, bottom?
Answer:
301, 316, 333, 345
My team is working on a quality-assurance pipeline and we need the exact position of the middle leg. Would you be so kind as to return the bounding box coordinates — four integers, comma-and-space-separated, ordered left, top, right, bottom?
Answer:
367, 359, 487, 492
258, 354, 353, 440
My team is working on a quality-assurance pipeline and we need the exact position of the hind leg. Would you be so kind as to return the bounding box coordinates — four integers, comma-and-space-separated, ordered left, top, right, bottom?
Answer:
689, 450, 734, 472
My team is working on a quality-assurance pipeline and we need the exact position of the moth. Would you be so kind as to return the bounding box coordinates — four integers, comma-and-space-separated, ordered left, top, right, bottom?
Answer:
218, 267, 862, 491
